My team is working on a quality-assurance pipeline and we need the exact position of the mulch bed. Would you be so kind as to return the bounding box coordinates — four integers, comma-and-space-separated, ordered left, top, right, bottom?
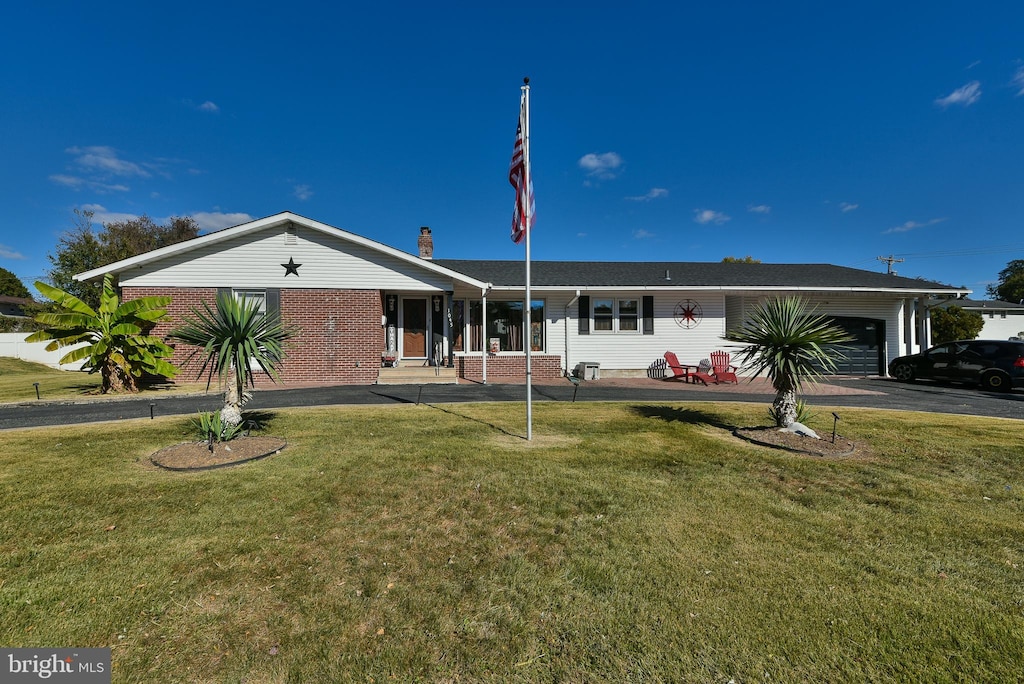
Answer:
151, 436, 287, 471
734, 426, 859, 457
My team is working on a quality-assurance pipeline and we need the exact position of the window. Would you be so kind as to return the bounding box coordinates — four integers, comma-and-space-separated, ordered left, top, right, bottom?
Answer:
233, 290, 269, 371
469, 301, 483, 352
529, 300, 545, 351
594, 299, 614, 331
448, 299, 547, 353
592, 298, 639, 333
234, 290, 267, 317
619, 299, 639, 331
453, 299, 544, 353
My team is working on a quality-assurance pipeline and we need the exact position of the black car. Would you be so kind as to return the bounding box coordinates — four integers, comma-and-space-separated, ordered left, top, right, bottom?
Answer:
888, 340, 1024, 392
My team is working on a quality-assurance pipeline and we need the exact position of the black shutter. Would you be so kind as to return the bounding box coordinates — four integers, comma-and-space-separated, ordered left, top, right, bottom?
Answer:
216, 287, 230, 305
578, 296, 590, 335
265, 289, 281, 321
642, 296, 654, 335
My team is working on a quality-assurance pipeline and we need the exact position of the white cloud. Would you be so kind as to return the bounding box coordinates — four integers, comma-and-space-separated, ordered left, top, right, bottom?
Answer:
49, 174, 84, 189
839, 202, 859, 213
49, 174, 130, 193
78, 204, 142, 225
73, 205, 253, 232
882, 217, 947, 234
0, 244, 26, 260
198, 101, 220, 113
578, 152, 623, 180
193, 211, 254, 231
694, 209, 730, 225
935, 81, 981, 108
625, 187, 668, 202
66, 146, 150, 177
747, 204, 771, 214
1012, 66, 1024, 96
293, 184, 314, 201
632, 228, 654, 239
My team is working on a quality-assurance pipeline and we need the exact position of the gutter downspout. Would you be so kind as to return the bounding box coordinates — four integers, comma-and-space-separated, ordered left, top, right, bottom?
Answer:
564, 290, 580, 377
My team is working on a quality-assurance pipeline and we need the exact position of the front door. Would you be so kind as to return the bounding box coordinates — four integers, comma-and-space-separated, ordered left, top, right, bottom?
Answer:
402, 298, 427, 358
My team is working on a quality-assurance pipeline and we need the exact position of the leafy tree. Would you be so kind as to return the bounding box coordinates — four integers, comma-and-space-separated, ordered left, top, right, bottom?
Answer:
168, 292, 297, 428
46, 209, 199, 310
0, 267, 32, 299
931, 305, 984, 344
725, 297, 853, 427
101, 214, 200, 263
722, 256, 761, 263
26, 274, 178, 393
987, 260, 1024, 304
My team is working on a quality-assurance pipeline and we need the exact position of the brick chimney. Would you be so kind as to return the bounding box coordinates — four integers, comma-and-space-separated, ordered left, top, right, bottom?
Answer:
417, 226, 433, 259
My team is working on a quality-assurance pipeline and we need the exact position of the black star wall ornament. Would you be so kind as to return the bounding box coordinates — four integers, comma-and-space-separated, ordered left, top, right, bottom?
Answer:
282, 257, 302, 276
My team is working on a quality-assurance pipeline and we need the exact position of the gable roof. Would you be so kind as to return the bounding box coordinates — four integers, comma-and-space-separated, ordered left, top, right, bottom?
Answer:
435, 259, 967, 295
953, 298, 1024, 311
74, 212, 490, 291
70, 211, 968, 297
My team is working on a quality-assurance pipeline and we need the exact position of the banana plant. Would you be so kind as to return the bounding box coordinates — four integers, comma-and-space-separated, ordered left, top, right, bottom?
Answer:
26, 274, 178, 393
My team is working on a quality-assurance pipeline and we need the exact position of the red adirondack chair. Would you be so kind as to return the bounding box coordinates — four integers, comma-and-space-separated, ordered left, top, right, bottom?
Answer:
664, 351, 716, 385
710, 350, 739, 384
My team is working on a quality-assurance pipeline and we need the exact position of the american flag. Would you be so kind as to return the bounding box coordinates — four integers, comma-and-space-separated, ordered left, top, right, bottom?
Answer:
509, 97, 534, 244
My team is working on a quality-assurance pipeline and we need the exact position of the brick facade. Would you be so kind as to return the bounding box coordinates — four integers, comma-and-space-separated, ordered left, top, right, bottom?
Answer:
124, 286, 563, 386
124, 287, 384, 386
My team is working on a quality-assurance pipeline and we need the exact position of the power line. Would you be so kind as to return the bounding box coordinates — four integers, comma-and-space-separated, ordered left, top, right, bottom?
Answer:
897, 244, 1024, 259
847, 244, 1024, 269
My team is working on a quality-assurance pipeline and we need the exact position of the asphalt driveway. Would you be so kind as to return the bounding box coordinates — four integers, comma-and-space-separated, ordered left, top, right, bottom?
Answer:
2, 376, 1023, 430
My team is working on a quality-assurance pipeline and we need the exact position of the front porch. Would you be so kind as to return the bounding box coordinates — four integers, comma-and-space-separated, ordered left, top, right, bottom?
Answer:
376, 364, 459, 385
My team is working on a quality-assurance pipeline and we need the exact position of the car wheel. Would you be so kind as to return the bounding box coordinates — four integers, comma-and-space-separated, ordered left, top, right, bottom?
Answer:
981, 371, 1011, 392
892, 363, 915, 382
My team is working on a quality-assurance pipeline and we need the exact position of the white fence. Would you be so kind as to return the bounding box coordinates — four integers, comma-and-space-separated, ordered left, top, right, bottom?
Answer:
0, 333, 86, 370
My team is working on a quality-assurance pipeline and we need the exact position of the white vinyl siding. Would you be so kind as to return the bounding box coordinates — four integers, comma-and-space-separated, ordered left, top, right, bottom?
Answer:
118, 224, 456, 292
976, 312, 1024, 340
568, 292, 729, 372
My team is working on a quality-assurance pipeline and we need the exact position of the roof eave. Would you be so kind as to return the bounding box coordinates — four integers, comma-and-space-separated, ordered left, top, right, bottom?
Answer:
483, 284, 970, 295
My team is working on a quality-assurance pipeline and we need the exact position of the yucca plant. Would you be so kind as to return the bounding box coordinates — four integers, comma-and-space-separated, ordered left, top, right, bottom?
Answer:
26, 274, 178, 393
190, 410, 249, 443
168, 292, 297, 427
726, 297, 853, 427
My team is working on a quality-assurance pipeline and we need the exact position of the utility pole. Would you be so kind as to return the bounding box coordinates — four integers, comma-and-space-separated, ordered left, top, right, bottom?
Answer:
877, 254, 904, 275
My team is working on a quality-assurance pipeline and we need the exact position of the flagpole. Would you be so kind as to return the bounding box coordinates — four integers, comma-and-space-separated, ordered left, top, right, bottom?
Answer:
522, 78, 532, 441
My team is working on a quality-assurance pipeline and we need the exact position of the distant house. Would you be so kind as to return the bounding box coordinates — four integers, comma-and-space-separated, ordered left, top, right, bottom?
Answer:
0, 295, 31, 319
953, 299, 1024, 340
74, 212, 968, 384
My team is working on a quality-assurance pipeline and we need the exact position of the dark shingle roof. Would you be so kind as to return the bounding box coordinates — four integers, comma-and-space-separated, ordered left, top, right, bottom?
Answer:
433, 259, 962, 292
957, 298, 1024, 310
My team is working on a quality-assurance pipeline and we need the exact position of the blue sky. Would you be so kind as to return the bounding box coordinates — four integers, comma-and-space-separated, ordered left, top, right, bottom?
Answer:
3, 2, 1023, 295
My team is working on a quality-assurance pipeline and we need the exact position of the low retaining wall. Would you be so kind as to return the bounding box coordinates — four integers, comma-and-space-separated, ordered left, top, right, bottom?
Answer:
456, 354, 563, 382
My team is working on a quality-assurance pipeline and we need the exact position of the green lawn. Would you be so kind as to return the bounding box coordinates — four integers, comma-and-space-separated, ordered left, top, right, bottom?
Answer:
1, 401, 1022, 682
0, 357, 207, 403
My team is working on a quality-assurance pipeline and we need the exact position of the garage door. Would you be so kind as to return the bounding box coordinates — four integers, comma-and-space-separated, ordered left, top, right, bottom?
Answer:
823, 317, 885, 376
